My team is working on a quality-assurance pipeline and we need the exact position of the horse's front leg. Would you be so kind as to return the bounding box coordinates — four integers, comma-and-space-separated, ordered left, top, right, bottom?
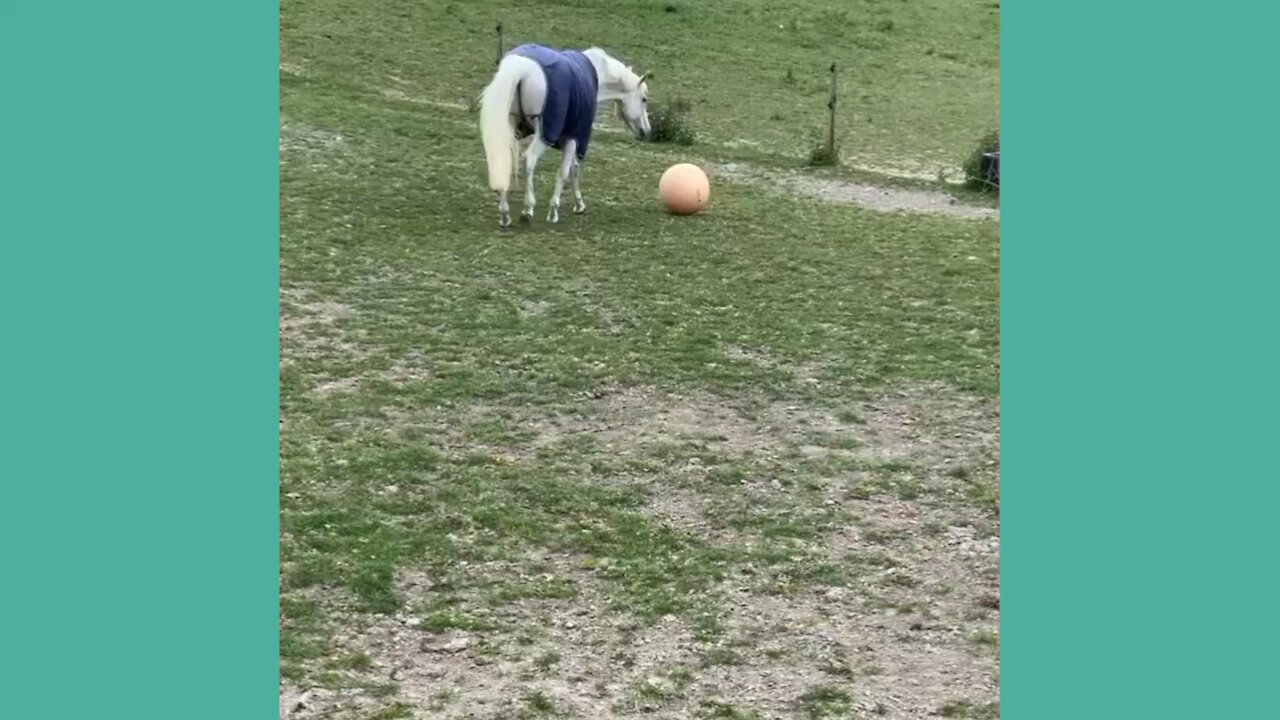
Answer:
547, 140, 577, 223
521, 136, 548, 224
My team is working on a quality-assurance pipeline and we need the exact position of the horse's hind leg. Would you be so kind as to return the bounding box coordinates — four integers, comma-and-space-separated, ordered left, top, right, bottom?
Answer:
521, 136, 548, 224
547, 140, 577, 223
498, 190, 511, 230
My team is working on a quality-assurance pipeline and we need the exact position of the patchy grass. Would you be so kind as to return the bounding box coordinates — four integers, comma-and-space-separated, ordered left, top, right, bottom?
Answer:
280, 0, 998, 717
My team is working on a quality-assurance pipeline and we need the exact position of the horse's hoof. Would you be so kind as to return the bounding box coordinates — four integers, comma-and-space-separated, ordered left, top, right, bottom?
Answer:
519, 213, 533, 225
547, 207, 560, 223
573, 203, 587, 215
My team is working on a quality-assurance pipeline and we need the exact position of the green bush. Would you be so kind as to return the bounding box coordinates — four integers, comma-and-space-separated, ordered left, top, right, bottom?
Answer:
647, 97, 696, 145
963, 129, 999, 190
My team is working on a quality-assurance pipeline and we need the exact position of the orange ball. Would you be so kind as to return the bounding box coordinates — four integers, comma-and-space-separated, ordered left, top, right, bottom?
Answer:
659, 163, 710, 215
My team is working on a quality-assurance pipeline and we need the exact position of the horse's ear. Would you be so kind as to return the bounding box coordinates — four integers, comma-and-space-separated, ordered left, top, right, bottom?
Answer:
638, 71, 653, 86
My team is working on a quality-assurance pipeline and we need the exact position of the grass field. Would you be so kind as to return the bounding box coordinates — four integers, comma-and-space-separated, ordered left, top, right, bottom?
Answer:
280, 1, 1000, 718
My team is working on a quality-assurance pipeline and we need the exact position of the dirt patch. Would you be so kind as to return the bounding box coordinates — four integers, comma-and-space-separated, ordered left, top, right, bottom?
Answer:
850, 384, 1000, 473
280, 295, 365, 370
722, 345, 829, 386
280, 292, 434, 396
702, 572, 999, 718
280, 122, 346, 155
589, 388, 767, 457
279, 297, 354, 340
434, 382, 998, 524
377, 353, 432, 384
848, 159, 958, 184
520, 386, 844, 461
545, 383, 998, 473
279, 293, 355, 329
642, 485, 714, 533
310, 376, 362, 398
783, 176, 997, 220
712, 163, 998, 220
285, 557, 703, 720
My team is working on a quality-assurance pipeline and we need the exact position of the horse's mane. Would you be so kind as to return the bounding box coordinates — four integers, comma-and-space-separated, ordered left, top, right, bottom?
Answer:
583, 47, 642, 91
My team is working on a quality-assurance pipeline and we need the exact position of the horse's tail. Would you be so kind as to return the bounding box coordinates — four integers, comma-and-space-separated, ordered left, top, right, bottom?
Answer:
479, 55, 527, 193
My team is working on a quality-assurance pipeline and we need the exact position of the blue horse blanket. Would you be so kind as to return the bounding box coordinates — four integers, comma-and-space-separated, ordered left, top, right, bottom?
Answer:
511, 44, 599, 160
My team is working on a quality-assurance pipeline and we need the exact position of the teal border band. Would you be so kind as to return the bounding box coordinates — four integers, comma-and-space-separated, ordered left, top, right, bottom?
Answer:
1004, 2, 1279, 717
1, 2, 279, 717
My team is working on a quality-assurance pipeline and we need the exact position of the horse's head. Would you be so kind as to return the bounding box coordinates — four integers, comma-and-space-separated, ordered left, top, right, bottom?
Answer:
584, 48, 653, 141
615, 70, 652, 141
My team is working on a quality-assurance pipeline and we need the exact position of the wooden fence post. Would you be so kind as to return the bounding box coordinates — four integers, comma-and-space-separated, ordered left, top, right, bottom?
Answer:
826, 62, 838, 162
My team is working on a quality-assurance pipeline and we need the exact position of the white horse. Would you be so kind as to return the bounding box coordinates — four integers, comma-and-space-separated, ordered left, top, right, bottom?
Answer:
479, 45, 652, 229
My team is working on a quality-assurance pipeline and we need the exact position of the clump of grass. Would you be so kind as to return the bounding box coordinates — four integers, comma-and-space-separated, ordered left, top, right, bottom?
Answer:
635, 678, 675, 701
939, 700, 1000, 719
324, 652, 374, 671
368, 703, 414, 720
798, 685, 853, 719
699, 647, 746, 668
817, 660, 854, 678
428, 688, 457, 710
534, 650, 561, 672
700, 699, 765, 719
884, 571, 920, 588
668, 667, 696, 688
963, 129, 999, 191
970, 629, 1000, 653
647, 96, 696, 145
808, 140, 839, 166
420, 609, 494, 632
835, 409, 864, 424
525, 689, 556, 715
